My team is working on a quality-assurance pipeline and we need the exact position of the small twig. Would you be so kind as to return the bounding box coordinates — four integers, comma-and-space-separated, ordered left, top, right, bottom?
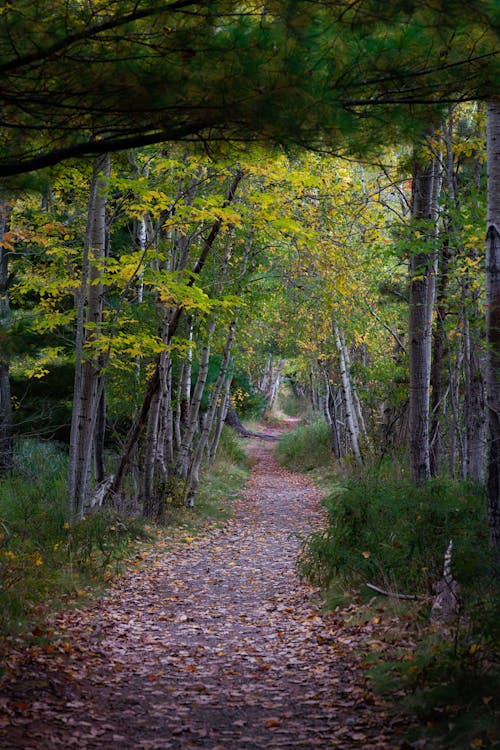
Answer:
366, 583, 421, 601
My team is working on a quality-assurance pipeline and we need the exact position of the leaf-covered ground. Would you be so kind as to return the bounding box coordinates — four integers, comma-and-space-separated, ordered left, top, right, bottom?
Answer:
0, 427, 411, 749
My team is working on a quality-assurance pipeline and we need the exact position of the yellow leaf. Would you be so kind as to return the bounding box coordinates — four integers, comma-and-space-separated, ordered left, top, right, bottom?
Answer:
362, 551, 371, 559
33, 551, 43, 566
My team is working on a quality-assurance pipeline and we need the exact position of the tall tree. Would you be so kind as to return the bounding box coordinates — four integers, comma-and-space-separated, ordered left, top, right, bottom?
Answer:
68, 154, 111, 521
485, 100, 500, 568
408, 150, 441, 484
0, 199, 13, 473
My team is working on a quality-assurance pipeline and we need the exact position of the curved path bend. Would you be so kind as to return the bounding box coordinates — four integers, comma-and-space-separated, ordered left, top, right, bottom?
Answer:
0, 427, 407, 749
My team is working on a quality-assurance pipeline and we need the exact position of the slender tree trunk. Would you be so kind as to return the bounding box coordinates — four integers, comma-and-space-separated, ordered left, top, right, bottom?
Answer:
176, 318, 216, 479
0, 200, 13, 474
176, 320, 193, 450
430, 240, 450, 477
485, 101, 500, 569
342, 340, 372, 452
106, 170, 243, 502
142, 348, 174, 523
208, 371, 233, 464
67, 153, 110, 521
185, 322, 236, 506
328, 381, 343, 459
333, 324, 361, 463
142, 385, 162, 521
93, 384, 107, 484
322, 369, 333, 427
466, 326, 485, 482
266, 360, 283, 412
408, 154, 440, 484
309, 369, 319, 413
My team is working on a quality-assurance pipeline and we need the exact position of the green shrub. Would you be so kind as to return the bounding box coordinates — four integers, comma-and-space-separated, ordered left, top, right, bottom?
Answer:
275, 419, 333, 471
298, 476, 490, 595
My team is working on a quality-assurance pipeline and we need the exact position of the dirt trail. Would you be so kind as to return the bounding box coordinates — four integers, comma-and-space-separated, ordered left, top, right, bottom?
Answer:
0, 426, 407, 749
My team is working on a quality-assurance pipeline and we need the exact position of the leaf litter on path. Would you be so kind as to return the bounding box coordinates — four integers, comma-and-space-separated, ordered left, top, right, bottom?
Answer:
0, 427, 410, 749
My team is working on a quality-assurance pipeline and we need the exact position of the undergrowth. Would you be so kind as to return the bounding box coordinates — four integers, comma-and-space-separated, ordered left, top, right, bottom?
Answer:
298, 477, 490, 595
0, 440, 149, 639
278, 390, 313, 420
167, 426, 250, 528
276, 418, 499, 750
0, 428, 249, 641
274, 419, 333, 471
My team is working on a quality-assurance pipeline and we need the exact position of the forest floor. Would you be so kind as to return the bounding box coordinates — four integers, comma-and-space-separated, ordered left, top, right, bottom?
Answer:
0, 421, 414, 749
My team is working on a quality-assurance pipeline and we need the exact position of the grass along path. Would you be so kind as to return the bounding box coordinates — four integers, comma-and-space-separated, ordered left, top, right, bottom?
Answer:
0, 424, 409, 749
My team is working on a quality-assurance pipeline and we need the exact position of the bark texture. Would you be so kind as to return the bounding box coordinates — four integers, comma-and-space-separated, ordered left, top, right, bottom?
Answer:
333, 324, 361, 463
0, 200, 13, 473
67, 153, 110, 520
486, 101, 500, 569
408, 155, 440, 485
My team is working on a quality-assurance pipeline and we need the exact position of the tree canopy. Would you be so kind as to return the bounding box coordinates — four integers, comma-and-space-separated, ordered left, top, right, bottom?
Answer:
0, 0, 498, 176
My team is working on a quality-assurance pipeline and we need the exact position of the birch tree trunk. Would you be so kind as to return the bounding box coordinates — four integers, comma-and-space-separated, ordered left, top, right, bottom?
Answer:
341, 339, 372, 453
106, 169, 243, 503
176, 318, 216, 479
430, 239, 450, 477
326, 378, 343, 459
175, 321, 193, 450
185, 322, 236, 506
466, 341, 485, 482
333, 324, 361, 463
408, 154, 440, 485
208, 371, 233, 464
0, 200, 13, 474
67, 153, 110, 521
485, 100, 500, 569
142, 348, 173, 523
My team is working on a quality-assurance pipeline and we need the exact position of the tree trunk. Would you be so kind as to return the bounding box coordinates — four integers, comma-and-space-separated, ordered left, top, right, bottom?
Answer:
106, 170, 243, 502
208, 372, 233, 464
408, 155, 440, 484
176, 318, 216, 479
430, 237, 450, 477
327, 378, 343, 459
333, 324, 361, 463
142, 384, 162, 521
485, 100, 500, 569
93, 383, 107, 485
0, 200, 13, 474
225, 405, 253, 437
175, 320, 193, 450
465, 326, 485, 482
67, 153, 110, 521
185, 322, 235, 506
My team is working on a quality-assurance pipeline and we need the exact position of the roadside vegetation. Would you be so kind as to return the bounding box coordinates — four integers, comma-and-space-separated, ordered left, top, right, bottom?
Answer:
276, 400, 499, 750
0, 427, 249, 642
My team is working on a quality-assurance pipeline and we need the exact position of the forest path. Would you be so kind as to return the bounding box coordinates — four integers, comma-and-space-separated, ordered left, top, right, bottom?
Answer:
0, 423, 406, 749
